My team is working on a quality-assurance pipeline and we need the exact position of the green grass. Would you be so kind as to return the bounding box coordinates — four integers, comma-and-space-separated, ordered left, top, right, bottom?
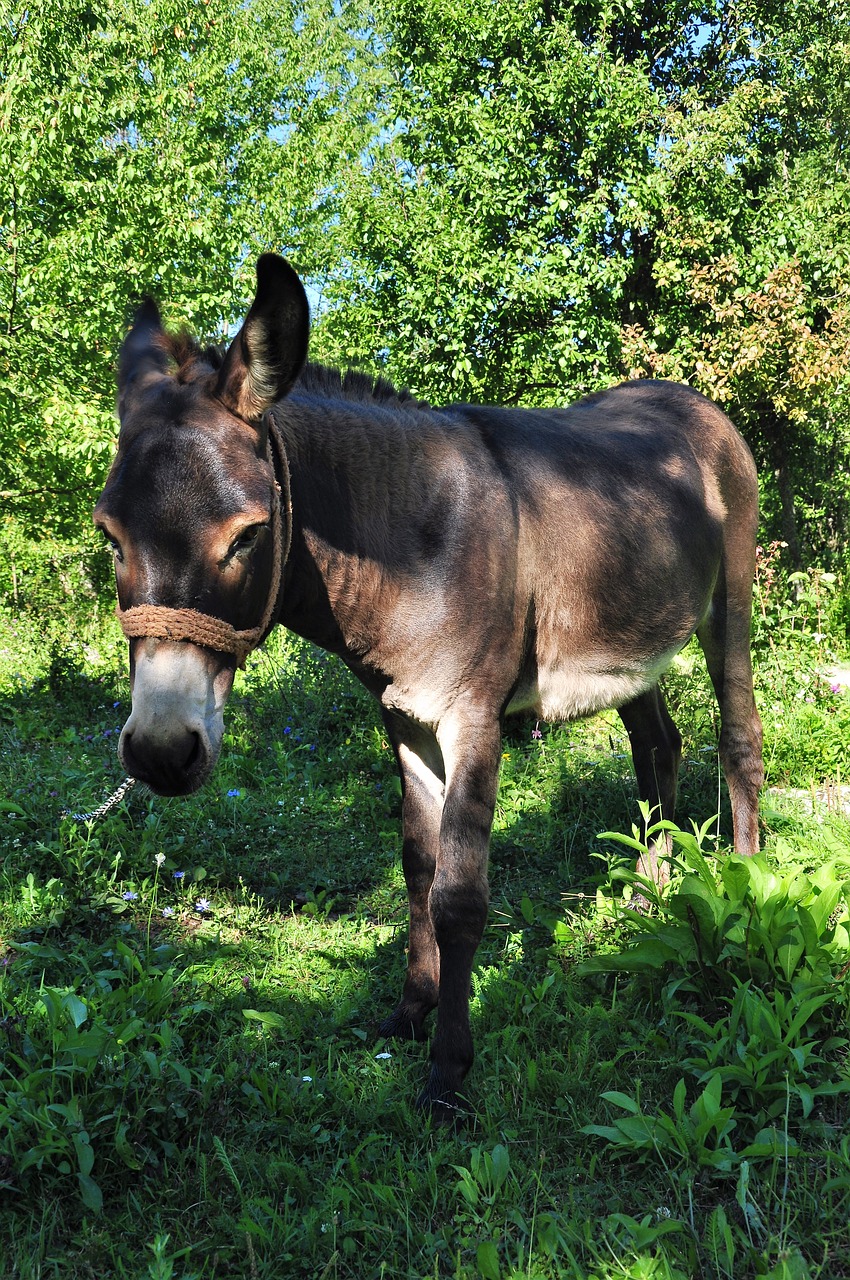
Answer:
1, 565, 849, 1279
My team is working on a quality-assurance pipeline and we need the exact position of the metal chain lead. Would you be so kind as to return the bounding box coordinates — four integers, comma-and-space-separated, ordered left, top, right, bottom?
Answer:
62, 775, 138, 823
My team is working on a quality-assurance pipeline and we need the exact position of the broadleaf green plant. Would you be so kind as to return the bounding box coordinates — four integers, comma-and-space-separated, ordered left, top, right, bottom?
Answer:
584, 818, 850, 1000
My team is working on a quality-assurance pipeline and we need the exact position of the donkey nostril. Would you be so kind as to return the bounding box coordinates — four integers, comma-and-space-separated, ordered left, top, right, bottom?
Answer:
183, 732, 202, 772
120, 729, 138, 773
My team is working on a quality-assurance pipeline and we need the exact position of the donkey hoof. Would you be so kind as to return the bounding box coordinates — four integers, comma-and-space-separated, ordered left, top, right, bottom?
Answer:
416, 1071, 472, 1127
414, 1085, 468, 1126
378, 1003, 431, 1042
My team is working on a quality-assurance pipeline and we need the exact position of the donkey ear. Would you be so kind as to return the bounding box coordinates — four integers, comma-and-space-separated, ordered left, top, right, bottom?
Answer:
118, 298, 169, 418
215, 255, 310, 423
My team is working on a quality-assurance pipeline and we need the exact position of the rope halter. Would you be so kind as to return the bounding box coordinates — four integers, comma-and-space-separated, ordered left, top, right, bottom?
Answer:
116, 418, 292, 669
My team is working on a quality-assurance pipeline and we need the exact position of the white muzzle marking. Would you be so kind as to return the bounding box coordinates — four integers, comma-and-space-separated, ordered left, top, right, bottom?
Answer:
120, 642, 232, 792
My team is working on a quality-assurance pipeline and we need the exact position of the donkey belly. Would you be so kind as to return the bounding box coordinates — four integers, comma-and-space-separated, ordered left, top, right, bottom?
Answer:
503, 456, 723, 724
506, 642, 683, 722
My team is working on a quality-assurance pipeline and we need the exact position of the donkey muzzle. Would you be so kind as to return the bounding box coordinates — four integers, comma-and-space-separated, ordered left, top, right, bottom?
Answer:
119, 639, 233, 795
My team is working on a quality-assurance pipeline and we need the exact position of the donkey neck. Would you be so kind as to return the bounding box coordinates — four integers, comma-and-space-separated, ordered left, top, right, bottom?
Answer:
277, 389, 453, 544
271, 390, 464, 669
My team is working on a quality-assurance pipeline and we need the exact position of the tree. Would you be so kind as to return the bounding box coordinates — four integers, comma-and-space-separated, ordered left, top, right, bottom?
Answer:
2, 0, 848, 608
619, 1, 850, 566
0, 0, 318, 600
287, 0, 850, 567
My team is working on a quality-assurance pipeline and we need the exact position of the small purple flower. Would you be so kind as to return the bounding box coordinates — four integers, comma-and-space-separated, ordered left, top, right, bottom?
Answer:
161, 906, 174, 918
195, 898, 211, 913
113, 701, 120, 709
122, 890, 138, 901
173, 871, 185, 880
227, 788, 240, 798
284, 726, 292, 736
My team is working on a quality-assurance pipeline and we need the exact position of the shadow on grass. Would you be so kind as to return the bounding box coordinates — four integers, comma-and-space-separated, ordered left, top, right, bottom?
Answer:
0, 626, 791, 1153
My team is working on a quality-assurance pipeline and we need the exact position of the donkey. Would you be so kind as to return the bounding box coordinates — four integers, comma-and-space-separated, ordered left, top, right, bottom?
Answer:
95, 254, 764, 1120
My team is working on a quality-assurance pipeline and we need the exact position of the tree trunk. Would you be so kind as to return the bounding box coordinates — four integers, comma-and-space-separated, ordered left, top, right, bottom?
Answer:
759, 405, 803, 571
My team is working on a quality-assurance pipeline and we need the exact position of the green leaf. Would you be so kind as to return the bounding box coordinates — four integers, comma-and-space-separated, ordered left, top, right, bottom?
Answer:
599, 1091, 642, 1114
78, 1173, 103, 1214
579, 937, 681, 974
114, 1123, 142, 1171
242, 1009, 288, 1029
476, 1241, 500, 1280
719, 856, 754, 903
489, 1144, 510, 1192
72, 1132, 94, 1178
62, 995, 88, 1030
580, 1124, 628, 1144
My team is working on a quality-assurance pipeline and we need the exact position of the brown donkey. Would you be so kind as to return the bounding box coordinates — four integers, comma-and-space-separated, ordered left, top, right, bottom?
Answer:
95, 254, 764, 1120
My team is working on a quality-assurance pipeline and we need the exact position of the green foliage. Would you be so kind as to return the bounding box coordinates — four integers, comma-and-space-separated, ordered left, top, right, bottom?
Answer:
3, 0, 850, 613
294, 0, 850, 567
1, 6, 848, 1272
583, 1073, 740, 1174
580, 819, 850, 1261
145, 1234, 201, 1280
583, 822, 850, 998
748, 552, 850, 783
0, 937, 216, 1213
0, 0, 321, 603
679, 981, 850, 1128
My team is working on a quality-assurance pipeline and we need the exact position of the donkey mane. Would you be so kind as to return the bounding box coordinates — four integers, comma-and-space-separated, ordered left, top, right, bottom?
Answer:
154, 329, 423, 409
296, 363, 424, 409
154, 330, 223, 382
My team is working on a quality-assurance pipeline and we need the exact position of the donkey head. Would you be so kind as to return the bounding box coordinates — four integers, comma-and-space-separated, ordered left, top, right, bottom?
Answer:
94, 255, 309, 795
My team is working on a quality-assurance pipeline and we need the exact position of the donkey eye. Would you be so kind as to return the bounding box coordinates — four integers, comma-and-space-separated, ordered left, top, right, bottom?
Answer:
228, 524, 264, 558
99, 528, 123, 563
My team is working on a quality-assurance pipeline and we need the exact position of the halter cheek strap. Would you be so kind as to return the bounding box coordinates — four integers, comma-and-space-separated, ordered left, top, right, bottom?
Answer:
116, 418, 292, 669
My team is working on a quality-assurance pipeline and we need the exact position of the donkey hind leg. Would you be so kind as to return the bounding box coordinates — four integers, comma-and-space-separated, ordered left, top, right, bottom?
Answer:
618, 685, 682, 890
419, 710, 502, 1123
697, 578, 764, 855
379, 711, 445, 1042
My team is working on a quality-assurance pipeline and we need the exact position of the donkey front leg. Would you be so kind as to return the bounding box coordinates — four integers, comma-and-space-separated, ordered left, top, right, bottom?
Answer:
379, 710, 445, 1041
418, 713, 502, 1122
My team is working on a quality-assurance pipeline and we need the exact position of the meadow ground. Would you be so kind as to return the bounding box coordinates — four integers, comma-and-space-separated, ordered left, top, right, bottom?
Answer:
1, 561, 849, 1279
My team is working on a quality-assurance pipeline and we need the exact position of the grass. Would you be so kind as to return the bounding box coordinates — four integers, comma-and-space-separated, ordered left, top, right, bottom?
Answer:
0, 560, 849, 1279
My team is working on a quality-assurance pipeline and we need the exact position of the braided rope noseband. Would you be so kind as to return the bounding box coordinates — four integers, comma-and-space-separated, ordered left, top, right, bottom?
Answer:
116, 418, 292, 669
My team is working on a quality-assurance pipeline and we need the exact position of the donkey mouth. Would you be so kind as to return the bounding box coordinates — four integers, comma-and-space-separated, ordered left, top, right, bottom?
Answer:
119, 724, 216, 797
